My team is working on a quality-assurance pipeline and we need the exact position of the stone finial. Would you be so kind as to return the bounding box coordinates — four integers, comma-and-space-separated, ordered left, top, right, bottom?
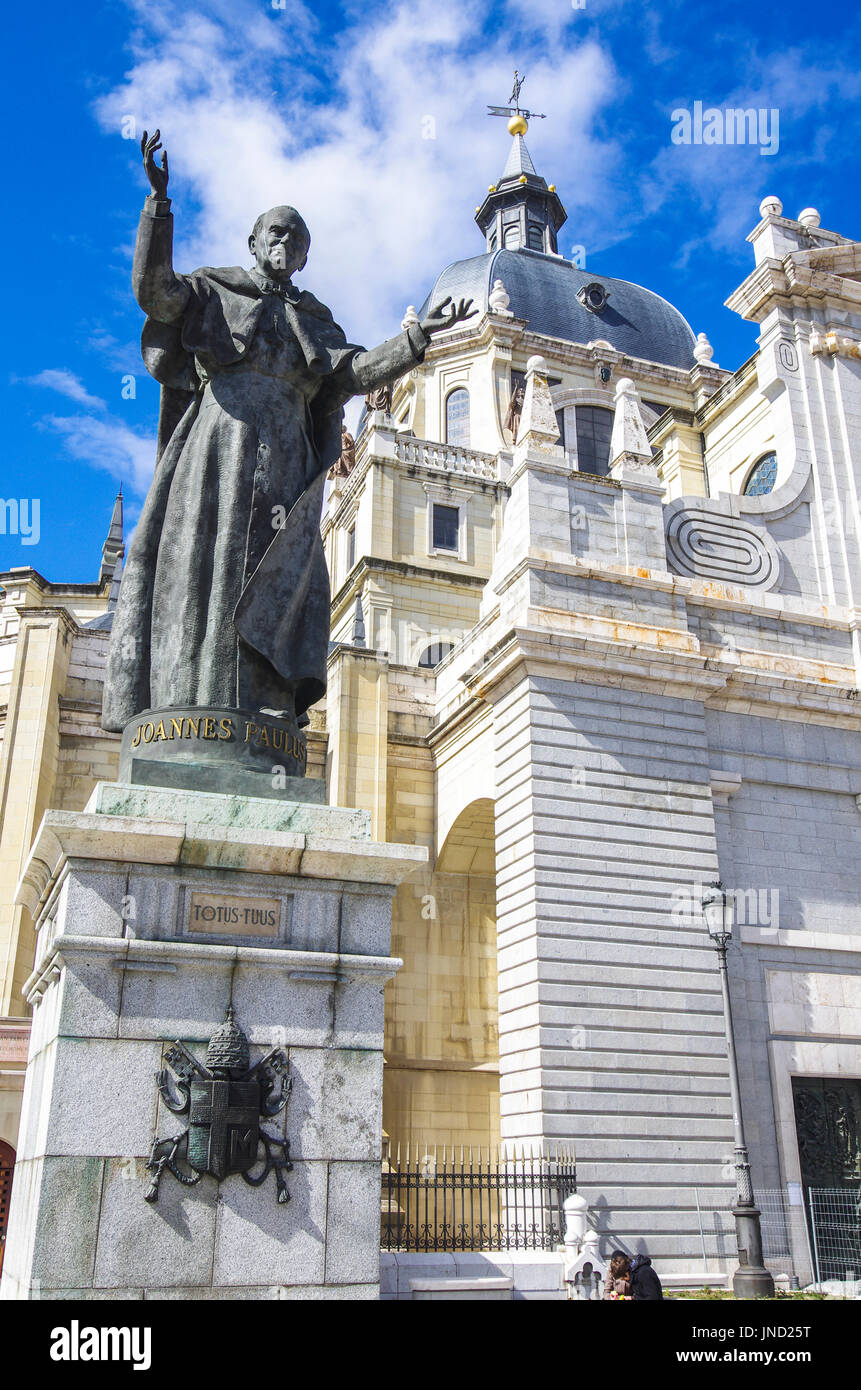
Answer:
515, 354, 561, 450
488, 278, 512, 315
563, 1192, 590, 1251
609, 377, 652, 466
797, 207, 821, 228
352, 594, 366, 648
694, 331, 716, 366
401, 305, 420, 330
759, 195, 783, 218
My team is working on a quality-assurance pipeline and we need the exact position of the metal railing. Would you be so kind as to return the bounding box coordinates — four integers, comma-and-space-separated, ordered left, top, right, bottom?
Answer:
382, 1144, 576, 1253
694, 1185, 861, 1286
807, 1188, 861, 1284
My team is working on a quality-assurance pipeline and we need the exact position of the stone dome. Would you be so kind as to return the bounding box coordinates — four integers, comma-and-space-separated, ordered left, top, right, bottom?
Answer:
419, 248, 697, 371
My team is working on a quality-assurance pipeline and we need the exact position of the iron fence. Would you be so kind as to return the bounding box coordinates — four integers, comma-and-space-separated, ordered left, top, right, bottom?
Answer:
694, 1185, 861, 1286
807, 1188, 861, 1284
382, 1145, 576, 1253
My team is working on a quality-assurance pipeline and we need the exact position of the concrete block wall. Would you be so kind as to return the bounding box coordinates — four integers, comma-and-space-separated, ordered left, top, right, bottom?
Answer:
492, 672, 737, 1269
706, 708, 861, 1194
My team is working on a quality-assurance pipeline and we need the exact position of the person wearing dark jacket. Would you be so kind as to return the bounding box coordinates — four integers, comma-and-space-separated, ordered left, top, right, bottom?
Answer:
630, 1253, 663, 1300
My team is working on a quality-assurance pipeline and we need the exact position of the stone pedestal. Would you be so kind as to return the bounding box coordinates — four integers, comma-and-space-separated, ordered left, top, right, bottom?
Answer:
0, 783, 425, 1301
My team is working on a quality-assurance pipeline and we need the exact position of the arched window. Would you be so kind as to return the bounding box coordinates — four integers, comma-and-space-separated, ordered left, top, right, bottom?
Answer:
445, 388, 470, 447
743, 452, 778, 496
575, 405, 614, 476
527, 223, 544, 251
418, 641, 454, 669
503, 224, 521, 249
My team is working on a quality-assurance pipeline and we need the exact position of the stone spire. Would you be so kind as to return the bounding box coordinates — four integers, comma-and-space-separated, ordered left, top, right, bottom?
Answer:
351, 594, 366, 648
501, 134, 537, 180
99, 487, 124, 586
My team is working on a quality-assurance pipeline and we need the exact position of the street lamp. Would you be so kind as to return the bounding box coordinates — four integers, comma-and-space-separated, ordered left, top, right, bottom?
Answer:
702, 881, 775, 1299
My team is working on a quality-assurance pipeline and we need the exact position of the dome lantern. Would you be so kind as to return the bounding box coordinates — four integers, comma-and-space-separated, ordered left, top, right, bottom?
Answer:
480, 69, 566, 255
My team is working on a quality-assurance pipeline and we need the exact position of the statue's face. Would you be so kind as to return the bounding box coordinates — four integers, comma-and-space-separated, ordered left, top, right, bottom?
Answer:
249, 207, 310, 279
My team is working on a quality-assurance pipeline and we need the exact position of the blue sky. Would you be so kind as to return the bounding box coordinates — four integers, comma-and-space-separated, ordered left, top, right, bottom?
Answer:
3, 0, 860, 580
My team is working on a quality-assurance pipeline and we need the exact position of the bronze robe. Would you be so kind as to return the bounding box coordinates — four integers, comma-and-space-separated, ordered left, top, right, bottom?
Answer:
103, 206, 425, 730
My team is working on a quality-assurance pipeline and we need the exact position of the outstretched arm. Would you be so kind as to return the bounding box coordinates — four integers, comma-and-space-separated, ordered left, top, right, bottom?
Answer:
351, 296, 476, 394
132, 130, 190, 324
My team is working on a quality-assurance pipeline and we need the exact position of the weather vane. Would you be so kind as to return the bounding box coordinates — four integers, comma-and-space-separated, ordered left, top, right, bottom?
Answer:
487, 69, 546, 135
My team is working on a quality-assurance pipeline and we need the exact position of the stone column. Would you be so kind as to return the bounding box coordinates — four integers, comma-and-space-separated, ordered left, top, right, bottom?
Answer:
0, 782, 425, 1301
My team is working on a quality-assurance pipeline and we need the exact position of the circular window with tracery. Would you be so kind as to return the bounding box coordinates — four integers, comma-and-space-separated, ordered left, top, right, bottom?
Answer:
743, 452, 778, 496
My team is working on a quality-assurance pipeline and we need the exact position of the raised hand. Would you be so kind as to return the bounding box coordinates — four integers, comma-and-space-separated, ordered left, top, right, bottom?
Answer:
420, 296, 477, 338
141, 129, 169, 200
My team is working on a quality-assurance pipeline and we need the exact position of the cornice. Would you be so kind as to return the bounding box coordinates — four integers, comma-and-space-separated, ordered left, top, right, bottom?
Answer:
329, 554, 488, 623
14, 605, 93, 641
434, 613, 859, 732
726, 254, 861, 322
695, 353, 759, 424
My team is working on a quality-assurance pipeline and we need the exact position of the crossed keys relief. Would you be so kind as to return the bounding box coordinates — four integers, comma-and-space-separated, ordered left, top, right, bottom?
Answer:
145, 1007, 293, 1205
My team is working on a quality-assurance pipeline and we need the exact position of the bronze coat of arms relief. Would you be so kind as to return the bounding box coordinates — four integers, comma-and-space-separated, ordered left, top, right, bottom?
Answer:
145, 1007, 293, 1205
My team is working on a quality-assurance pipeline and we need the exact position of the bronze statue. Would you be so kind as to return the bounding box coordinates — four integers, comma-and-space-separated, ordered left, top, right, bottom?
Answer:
103, 131, 474, 744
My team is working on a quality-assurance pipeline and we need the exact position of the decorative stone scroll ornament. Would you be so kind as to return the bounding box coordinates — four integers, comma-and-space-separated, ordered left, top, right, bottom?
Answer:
664, 497, 781, 590
145, 1007, 293, 1206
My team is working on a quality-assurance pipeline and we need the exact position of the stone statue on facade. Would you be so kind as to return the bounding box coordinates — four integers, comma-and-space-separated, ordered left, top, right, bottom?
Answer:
504, 382, 525, 442
103, 131, 473, 785
364, 382, 392, 414
329, 425, 356, 480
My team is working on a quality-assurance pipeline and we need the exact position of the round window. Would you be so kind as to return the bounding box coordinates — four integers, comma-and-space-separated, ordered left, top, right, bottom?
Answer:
743, 452, 778, 496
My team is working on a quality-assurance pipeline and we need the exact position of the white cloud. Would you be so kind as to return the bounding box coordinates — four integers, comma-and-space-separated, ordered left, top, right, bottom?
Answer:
41, 415, 157, 496
22, 369, 106, 411
93, 0, 618, 346
87, 332, 143, 375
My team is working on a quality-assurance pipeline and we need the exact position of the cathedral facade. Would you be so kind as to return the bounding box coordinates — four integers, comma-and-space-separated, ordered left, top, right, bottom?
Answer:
2, 130, 860, 1278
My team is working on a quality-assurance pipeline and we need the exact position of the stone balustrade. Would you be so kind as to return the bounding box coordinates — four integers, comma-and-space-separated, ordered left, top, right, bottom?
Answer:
394, 435, 498, 480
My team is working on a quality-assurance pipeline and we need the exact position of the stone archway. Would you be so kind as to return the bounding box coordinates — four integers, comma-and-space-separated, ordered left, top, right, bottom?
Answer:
384, 798, 500, 1154
0, 1141, 15, 1277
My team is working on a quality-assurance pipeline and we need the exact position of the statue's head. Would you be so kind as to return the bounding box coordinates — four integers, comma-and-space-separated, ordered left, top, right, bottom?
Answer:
249, 206, 310, 279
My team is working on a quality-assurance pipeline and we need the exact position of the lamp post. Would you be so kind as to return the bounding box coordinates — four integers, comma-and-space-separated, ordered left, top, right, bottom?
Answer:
702, 881, 774, 1299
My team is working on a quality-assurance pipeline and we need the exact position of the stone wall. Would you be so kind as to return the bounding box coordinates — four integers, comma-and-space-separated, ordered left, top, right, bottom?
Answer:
492, 672, 736, 1268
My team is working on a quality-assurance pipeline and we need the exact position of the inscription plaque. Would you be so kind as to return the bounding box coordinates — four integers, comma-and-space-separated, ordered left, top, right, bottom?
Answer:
188, 892, 281, 937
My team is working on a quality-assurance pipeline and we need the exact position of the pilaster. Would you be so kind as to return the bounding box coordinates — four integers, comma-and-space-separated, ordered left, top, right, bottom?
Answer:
325, 645, 389, 839
0, 609, 74, 1015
